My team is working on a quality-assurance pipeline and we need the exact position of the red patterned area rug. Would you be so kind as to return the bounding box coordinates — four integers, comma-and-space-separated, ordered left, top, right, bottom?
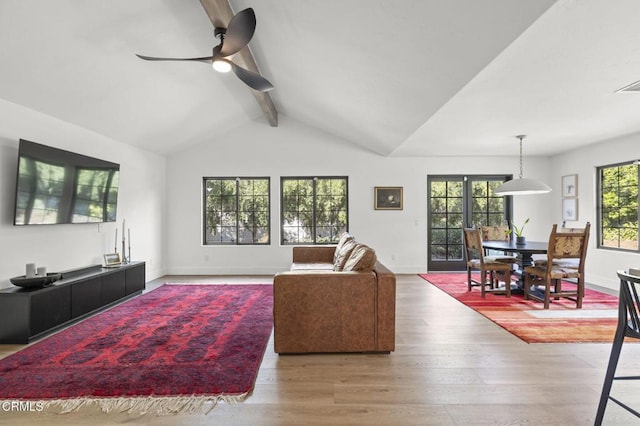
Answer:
419, 273, 620, 343
0, 284, 273, 414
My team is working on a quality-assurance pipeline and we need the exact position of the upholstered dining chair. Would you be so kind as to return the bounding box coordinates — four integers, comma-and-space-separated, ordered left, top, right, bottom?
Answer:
463, 228, 514, 298
533, 223, 588, 269
523, 222, 590, 309
481, 224, 510, 243
595, 270, 640, 425
481, 224, 518, 261
480, 225, 518, 284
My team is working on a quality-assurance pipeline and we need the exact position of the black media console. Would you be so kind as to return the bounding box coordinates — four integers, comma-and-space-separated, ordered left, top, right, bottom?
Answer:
0, 261, 145, 344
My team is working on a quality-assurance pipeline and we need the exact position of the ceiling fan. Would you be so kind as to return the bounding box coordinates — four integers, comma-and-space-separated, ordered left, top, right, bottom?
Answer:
136, 7, 273, 92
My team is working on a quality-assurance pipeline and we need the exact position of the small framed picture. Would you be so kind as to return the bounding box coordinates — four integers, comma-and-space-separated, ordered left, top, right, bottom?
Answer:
562, 174, 578, 197
375, 187, 403, 210
103, 253, 122, 267
562, 198, 578, 221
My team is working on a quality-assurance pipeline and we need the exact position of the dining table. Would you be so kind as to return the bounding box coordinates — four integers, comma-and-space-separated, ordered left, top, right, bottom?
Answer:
481, 240, 548, 293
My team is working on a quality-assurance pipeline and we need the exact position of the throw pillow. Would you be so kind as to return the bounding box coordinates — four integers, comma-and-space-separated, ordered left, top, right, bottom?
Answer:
333, 238, 358, 271
343, 244, 377, 272
333, 232, 354, 264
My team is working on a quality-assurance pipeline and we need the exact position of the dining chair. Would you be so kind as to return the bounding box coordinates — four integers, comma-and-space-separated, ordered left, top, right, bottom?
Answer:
463, 228, 514, 298
533, 224, 587, 269
481, 225, 510, 243
480, 225, 518, 286
523, 222, 590, 309
595, 270, 640, 425
481, 225, 518, 261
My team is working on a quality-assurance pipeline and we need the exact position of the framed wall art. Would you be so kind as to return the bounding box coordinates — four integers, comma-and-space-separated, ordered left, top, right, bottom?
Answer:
562, 198, 578, 221
374, 187, 403, 210
562, 174, 578, 197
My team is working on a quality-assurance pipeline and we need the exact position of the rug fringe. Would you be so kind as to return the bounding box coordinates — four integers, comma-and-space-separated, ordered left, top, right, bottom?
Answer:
43, 393, 249, 415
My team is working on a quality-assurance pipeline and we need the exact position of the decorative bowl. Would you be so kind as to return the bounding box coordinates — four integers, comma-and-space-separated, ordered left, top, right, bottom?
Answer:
10, 273, 62, 288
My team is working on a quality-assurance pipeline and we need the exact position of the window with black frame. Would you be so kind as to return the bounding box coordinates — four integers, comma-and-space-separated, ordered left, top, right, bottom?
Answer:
203, 177, 270, 245
281, 176, 348, 245
598, 161, 639, 251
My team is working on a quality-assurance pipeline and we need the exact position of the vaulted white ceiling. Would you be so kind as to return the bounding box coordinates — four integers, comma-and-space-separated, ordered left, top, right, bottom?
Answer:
1, 0, 639, 157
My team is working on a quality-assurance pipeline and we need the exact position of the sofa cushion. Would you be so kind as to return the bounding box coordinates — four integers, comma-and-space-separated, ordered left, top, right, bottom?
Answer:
291, 263, 335, 272
333, 238, 358, 271
533, 258, 579, 268
343, 244, 377, 271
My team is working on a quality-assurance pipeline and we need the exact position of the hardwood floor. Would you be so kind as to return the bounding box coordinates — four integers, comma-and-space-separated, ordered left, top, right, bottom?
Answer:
1, 274, 639, 425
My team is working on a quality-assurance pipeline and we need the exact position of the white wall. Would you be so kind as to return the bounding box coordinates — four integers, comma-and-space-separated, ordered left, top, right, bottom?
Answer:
550, 132, 640, 290
2, 97, 634, 292
165, 116, 553, 275
0, 99, 166, 289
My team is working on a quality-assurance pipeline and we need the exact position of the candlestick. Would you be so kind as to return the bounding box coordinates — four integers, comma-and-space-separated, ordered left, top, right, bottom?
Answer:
121, 219, 126, 263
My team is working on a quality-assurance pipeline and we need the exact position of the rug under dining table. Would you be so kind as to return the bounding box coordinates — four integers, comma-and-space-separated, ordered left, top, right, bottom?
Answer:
419, 273, 620, 343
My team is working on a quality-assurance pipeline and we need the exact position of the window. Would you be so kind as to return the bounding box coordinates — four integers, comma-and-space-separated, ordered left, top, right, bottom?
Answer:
281, 177, 348, 244
203, 177, 270, 245
598, 162, 639, 251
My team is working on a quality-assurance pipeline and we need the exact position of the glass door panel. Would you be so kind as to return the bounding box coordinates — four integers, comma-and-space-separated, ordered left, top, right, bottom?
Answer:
428, 175, 511, 271
471, 180, 509, 227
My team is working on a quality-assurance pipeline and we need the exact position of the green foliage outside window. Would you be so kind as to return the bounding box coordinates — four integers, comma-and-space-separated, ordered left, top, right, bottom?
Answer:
471, 180, 505, 227
203, 177, 270, 245
281, 177, 348, 244
599, 163, 639, 250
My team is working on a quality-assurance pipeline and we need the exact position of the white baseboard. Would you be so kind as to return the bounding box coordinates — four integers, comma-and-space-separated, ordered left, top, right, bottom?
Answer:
164, 264, 427, 276
165, 266, 284, 276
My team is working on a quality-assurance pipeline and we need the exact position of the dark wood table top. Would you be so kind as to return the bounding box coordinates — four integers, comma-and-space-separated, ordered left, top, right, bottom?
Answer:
482, 240, 548, 254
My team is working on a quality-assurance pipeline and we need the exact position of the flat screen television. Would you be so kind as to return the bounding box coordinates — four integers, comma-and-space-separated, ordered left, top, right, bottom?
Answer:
13, 139, 120, 225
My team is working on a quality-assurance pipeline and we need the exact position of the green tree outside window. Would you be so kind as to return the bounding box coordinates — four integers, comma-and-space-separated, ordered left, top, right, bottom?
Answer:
203, 177, 270, 245
281, 177, 348, 244
599, 162, 639, 250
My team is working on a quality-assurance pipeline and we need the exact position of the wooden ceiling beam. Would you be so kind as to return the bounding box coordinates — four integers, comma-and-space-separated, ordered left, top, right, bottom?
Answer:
199, 0, 278, 127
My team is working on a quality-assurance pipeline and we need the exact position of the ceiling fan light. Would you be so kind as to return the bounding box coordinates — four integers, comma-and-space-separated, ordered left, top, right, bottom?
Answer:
213, 59, 231, 73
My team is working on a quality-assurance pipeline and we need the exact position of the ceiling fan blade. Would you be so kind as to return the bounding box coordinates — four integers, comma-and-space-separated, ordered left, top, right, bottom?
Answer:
220, 8, 256, 57
135, 54, 213, 64
228, 61, 274, 92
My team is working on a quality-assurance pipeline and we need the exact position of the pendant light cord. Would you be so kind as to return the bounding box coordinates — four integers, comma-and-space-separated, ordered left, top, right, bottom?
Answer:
517, 135, 525, 179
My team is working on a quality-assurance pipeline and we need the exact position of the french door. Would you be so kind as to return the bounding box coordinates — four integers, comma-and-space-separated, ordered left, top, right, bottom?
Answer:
427, 175, 512, 271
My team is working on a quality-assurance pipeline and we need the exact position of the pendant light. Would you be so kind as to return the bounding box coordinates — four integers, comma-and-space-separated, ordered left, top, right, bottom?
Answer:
494, 135, 551, 196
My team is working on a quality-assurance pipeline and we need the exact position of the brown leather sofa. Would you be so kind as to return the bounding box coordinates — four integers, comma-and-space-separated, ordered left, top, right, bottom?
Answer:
273, 240, 396, 354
